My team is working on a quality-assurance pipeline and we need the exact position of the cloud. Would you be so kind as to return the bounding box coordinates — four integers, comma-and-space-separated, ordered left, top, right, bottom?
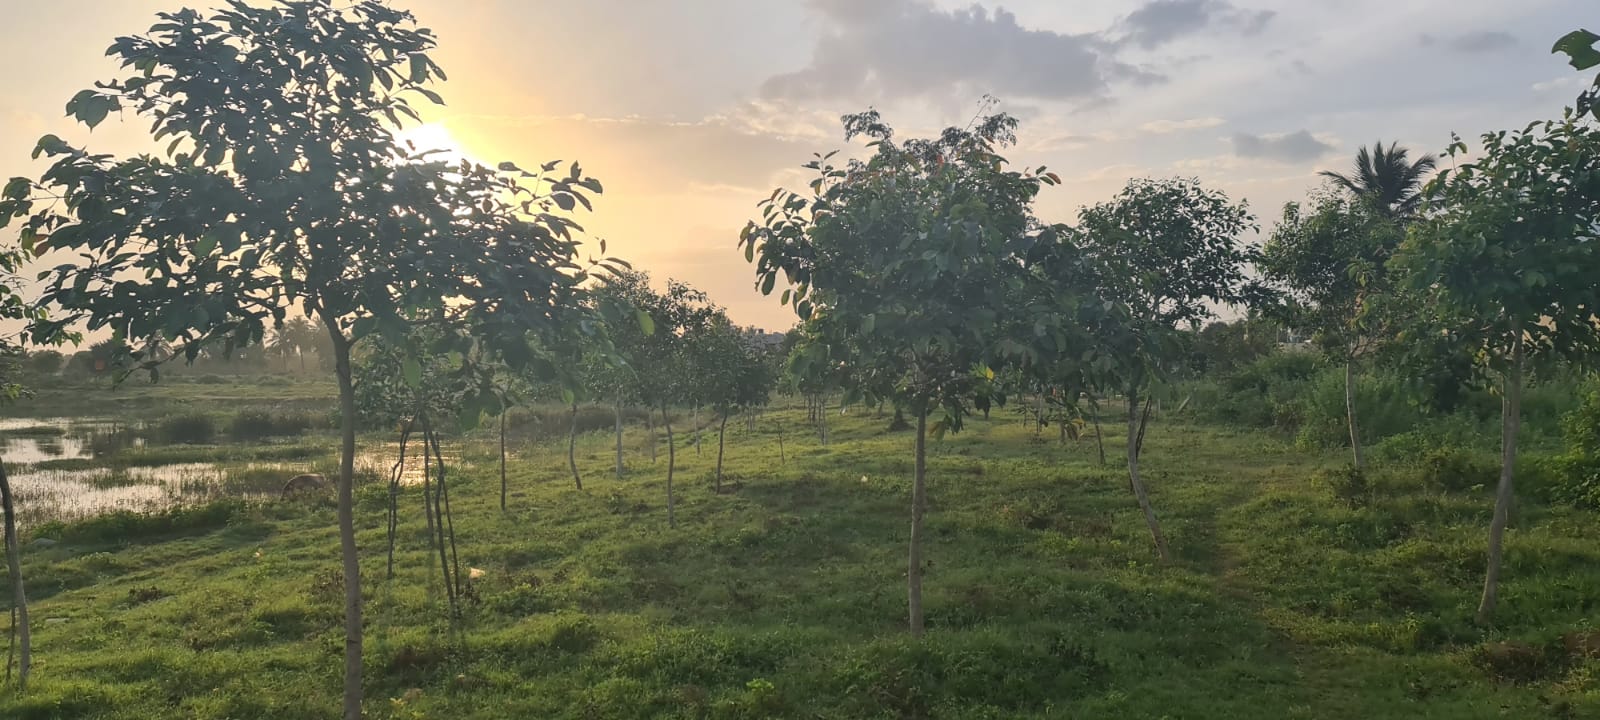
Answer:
763, 0, 1143, 104
1230, 130, 1334, 163
1419, 31, 1517, 54
1114, 0, 1275, 50
1139, 116, 1224, 134
1532, 76, 1582, 93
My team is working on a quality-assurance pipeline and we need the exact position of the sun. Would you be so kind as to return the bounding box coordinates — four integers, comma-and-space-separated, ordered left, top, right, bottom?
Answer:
394, 122, 475, 165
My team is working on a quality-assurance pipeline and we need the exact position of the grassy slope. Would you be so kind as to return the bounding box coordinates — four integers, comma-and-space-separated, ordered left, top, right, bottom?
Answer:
1, 395, 1598, 719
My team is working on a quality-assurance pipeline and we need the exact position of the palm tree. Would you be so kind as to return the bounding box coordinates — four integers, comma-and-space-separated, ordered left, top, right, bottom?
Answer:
1319, 141, 1438, 219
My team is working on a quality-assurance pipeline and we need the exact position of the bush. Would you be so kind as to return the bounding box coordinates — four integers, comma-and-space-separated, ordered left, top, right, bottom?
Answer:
1184, 351, 1323, 431
227, 409, 312, 441
157, 413, 216, 444
1295, 367, 1426, 451
1541, 386, 1600, 508
26, 350, 64, 375
1419, 447, 1498, 492
1315, 464, 1371, 508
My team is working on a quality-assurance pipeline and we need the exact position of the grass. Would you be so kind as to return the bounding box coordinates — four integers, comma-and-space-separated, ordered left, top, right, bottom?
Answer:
1, 390, 1598, 719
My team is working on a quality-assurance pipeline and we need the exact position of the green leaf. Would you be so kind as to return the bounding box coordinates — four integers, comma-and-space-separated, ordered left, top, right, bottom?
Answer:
860, 314, 876, 334
413, 87, 446, 105
1554, 29, 1600, 71
2, 177, 29, 200
636, 309, 655, 336
194, 231, 218, 257
410, 53, 429, 83
31, 134, 66, 159
402, 357, 422, 388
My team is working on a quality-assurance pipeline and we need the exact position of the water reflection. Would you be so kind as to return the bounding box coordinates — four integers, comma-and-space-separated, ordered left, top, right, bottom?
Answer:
1, 418, 459, 528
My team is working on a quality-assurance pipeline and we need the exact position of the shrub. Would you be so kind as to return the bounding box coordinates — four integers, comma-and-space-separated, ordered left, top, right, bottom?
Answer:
157, 413, 216, 444
1469, 641, 1561, 684
1295, 368, 1426, 450
1541, 386, 1600, 508
227, 409, 312, 441
1185, 351, 1323, 432
1419, 447, 1498, 492
1315, 464, 1371, 508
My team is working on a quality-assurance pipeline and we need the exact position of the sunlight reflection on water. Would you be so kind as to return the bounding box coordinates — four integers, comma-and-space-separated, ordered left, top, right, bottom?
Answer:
2, 418, 458, 528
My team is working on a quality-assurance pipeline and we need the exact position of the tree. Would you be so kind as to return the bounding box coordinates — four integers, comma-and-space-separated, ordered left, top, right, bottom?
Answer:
700, 320, 776, 491
0, 3, 607, 715
1076, 177, 1264, 562
1261, 190, 1403, 469
1392, 117, 1600, 623
1318, 142, 1438, 219
744, 110, 1049, 636
0, 246, 54, 690
24, 350, 63, 376
586, 271, 656, 479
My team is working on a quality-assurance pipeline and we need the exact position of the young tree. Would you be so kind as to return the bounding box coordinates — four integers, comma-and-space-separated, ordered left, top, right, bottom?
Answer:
700, 321, 776, 491
1261, 191, 1403, 469
0, 3, 607, 715
1393, 117, 1600, 623
744, 110, 1051, 636
0, 247, 56, 690
1076, 177, 1264, 562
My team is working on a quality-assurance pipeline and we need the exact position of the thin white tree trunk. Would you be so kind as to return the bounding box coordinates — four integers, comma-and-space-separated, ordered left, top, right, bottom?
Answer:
1126, 388, 1170, 562
1478, 333, 1523, 623
715, 412, 729, 492
327, 326, 363, 720
1345, 351, 1364, 470
1, 460, 29, 690
498, 411, 507, 511
614, 393, 624, 479
908, 408, 928, 637
664, 405, 676, 528
568, 402, 582, 491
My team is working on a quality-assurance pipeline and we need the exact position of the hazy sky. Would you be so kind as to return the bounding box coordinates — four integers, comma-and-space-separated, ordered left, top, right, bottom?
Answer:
0, 0, 1590, 332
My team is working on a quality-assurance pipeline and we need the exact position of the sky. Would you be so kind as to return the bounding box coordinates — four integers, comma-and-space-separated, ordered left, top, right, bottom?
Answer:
0, 0, 1592, 333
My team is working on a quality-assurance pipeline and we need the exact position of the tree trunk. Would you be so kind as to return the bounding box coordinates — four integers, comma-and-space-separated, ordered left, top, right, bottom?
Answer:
1126, 388, 1170, 562
909, 409, 928, 637
499, 411, 507, 511
694, 404, 702, 456
386, 421, 414, 579
421, 421, 457, 612
431, 428, 463, 601
715, 412, 729, 492
1, 460, 30, 690
1345, 352, 1364, 471
1478, 334, 1523, 624
568, 402, 582, 491
615, 393, 625, 479
664, 404, 676, 528
820, 396, 829, 446
1091, 398, 1106, 466
328, 328, 363, 720
1036, 392, 1046, 435
648, 407, 657, 463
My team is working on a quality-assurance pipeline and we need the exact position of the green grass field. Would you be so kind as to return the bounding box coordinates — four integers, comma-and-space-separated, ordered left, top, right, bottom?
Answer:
1, 385, 1598, 719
